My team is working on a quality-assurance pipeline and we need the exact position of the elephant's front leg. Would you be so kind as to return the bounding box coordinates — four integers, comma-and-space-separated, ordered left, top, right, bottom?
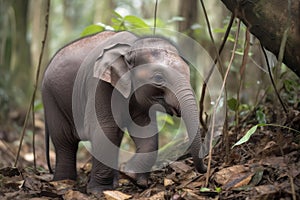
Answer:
87, 127, 123, 194
123, 114, 158, 187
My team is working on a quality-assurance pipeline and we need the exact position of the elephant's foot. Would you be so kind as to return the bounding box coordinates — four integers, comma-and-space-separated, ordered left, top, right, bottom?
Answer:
125, 172, 149, 188
120, 169, 149, 188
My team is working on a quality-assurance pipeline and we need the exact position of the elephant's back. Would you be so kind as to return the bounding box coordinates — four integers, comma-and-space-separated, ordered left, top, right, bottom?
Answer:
43, 31, 116, 84
42, 31, 116, 116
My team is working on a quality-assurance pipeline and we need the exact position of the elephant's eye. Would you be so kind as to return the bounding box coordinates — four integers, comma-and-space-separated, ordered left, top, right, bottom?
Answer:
153, 74, 165, 85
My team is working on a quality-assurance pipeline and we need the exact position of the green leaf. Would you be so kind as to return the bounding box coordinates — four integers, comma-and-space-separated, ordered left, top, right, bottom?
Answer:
213, 28, 226, 33
124, 15, 149, 29
157, 113, 174, 125
283, 80, 291, 92
111, 11, 125, 30
80, 25, 104, 37
200, 187, 211, 192
232, 124, 260, 148
113, 11, 123, 19
215, 187, 222, 193
227, 98, 238, 111
232, 123, 300, 149
199, 187, 221, 193
234, 50, 244, 56
34, 100, 43, 112
256, 110, 266, 124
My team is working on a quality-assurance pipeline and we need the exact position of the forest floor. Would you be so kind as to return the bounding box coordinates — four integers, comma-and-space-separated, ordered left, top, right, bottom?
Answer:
0, 101, 299, 199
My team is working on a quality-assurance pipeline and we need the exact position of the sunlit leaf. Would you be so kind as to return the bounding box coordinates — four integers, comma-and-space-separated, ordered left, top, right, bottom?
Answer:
232, 124, 266, 148
215, 187, 222, 193
200, 187, 211, 192
213, 28, 226, 33
80, 24, 104, 37
145, 18, 165, 28
124, 15, 149, 29
111, 11, 125, 30
234, 50, 244, 56
157, 113, 174, 125
113, 11, 123, 19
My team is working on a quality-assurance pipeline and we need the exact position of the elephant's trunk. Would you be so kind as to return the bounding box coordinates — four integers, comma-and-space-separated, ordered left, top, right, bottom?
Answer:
170, 78, 207, 173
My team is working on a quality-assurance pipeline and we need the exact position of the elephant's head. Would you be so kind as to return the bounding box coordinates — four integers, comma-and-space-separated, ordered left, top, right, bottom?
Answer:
93, 32, 206, 173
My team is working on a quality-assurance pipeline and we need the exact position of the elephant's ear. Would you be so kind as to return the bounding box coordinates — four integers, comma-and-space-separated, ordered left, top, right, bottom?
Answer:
93, 32, 137, 98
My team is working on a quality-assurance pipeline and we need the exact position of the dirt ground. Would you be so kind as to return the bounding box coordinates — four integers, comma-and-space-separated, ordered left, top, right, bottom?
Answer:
0, 102, 299, 199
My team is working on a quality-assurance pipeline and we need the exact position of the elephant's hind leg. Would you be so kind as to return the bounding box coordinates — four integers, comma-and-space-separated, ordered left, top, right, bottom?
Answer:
52, 130, 79, 181
43, 90, 79, 181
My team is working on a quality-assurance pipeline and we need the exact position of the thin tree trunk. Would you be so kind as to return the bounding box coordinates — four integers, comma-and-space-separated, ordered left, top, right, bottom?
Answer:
11, 0, 32, 101
221, 0, 300, 77
178, 0, 198, 37
29, 0, 49, 84
93, 0, 115, 25
178, 0, 199, 92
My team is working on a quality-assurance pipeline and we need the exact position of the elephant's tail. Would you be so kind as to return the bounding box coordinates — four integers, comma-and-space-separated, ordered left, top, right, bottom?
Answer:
45, 120, 53, 174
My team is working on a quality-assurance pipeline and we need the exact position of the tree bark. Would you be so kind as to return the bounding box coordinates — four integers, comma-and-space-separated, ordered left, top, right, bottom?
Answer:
178, 0, 200, 91
94, 0, 116, 25
10, 0, 32, 101
220, 0, 300, 77
29, 0, 49, 83
178, 0, 198, 37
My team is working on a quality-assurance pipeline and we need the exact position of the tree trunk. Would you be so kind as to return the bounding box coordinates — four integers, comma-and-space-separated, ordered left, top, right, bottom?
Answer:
93, 0, 116, 25
220, 0, 300, 77
1, 0, 32, 105
178, 0, 200, 93
178, 0, 198, 37
29, 0, 49, 84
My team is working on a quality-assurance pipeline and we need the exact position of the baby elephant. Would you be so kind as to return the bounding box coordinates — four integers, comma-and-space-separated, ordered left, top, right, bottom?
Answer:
42, 31, 206, 194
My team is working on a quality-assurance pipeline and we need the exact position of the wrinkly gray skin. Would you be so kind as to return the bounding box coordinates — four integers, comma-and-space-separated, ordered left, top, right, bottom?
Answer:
42, 31, 206, 195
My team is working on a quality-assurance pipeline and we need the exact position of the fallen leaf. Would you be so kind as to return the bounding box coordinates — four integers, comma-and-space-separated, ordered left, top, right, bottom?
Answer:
223, 172, 254, 190
147, 191, 165, 200
177, 171, 199, 188
164, 178, 174, 187
263, 141, 276, 151
214, 165, 249, 185
250, 168, 264, 186
34, 173, 53, 182
260, 156, 287, 169
185, 180, 205, 189
23, 176, 43, 191
63, 190, 90, 200
182, 188, 206, 200
169, 161, 192, 173
103, 190, 132, 200
254, 184, 277, 195
50, 179, 76, 195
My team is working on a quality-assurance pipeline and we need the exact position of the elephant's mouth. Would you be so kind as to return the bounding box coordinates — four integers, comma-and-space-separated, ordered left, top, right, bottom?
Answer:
168, 106, 181, 117
155, 96, 181, 117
